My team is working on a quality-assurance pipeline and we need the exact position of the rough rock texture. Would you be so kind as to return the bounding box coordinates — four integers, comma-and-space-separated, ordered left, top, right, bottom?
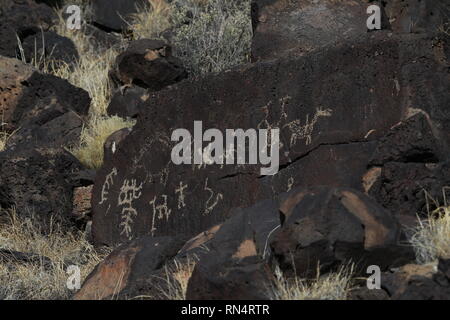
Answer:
251, 0, 449, 61
73, 236, 186, 300
271, 186, 415, 278
92, 32, 449, 246
91, 0, 148, 32
107, 87, 149, 118
251, 0, 372, 61
382, 259, 450, 300
185, 199, 279, 299
383, 0, 450, 34
20, 31, 79, 68
0, 0, 56, 58
0, 56, 90, 149
111, 39, 188, 91
72, 185, 93, 225
103, 128, 133, 164
0, 148, 87, 231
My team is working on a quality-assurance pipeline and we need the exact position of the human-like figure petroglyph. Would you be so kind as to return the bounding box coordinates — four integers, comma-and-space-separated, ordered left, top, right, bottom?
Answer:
204, 178, 223, 215
175, 181, 188, 209
118, 179, 143, 240
149, 195, 172, 236
99, 168, 118, 205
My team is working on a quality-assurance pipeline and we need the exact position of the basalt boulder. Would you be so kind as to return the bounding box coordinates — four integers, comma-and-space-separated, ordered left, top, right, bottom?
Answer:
107, 86, 149, 118
20, 31, 79, 68
251, 0, 379, 61
73, 235, 186, 300
0, 147, 87, 232
91, 0, 148, 32
0, 56, 90, 149
0, 0, 56, 58
185, 199, 279, 300
91, 32, 449, 246
382, 259, 450, 300
110, 39, 188, 91
270, 186, 415, 278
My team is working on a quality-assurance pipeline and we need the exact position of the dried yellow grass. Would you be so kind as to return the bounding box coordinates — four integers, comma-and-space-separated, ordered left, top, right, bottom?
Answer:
129, 0, 173, 40
0, 208, 108, 300
410, 189, 450, 264
270, 264, 355, 300
71, 115, 135, 169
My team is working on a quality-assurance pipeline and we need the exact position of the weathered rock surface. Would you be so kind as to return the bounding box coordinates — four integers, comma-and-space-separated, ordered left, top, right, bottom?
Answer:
0, 0, 56, 58
91, 0, 148, 32
107, 87, 149, 118
73, 235, 186, 300
251, 0, 373, 61
0, 148, 87, 231
110, 39, 187, 91
251, 0, 449, 61
92, 32, 449, 246
383, 0, 450, 34
271, 186, 415, 278
382, 259, 450, 300
185, 199, 279, 299
20, 31, 79, 68
0, 56, 90, 149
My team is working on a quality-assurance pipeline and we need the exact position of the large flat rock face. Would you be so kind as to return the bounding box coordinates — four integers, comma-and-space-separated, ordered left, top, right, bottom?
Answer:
251, 0, 370, 61
92, 32, 449, 246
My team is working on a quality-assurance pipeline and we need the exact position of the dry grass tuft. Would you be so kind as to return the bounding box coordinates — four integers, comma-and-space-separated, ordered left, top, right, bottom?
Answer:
130, 0, 252, 76
71, 116, 135, 169
0, 208, 108, 300
159, 258, 196, 300
270, 264, 355, 300
409, 190, 450, 264
129, 0, 173, 40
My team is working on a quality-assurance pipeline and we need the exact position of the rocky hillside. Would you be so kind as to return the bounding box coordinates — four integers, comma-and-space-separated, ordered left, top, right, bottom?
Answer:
0, 0, 449, 300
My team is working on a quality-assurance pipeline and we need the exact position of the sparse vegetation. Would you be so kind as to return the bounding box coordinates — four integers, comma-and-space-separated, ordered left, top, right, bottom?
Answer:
269, 264, 355, 300
71, 116, 135, 169
0, 209, 108, 300
409, 190, 450, 264
130, 0, 253, 76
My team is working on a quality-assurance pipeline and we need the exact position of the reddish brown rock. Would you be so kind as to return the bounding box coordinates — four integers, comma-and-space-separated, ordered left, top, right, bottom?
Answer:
271, 186, 415, 278
74, 235, 186, 300
72, 185, 93, 224
0, 56, 90, 149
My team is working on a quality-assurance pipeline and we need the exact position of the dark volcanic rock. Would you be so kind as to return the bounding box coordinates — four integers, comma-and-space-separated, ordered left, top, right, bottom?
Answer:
91, 32, 449, 246
111, 39, 187, 91
73, 235, 186, 300
0, 148, 86, 231
0, 0, 56, 58
20, 31, 79, 68
382, 259, 450, 300
185, 199, 279, 299
251, 0, 449, 61
383, 0, 450, 34
91, 0, 148, 32
251, 0, 371, 61
270, 186, 414, 278
0, 56, 90, 149
103, 127, 133, 164
368, 162, 450, 226
107, 87, 149, 118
